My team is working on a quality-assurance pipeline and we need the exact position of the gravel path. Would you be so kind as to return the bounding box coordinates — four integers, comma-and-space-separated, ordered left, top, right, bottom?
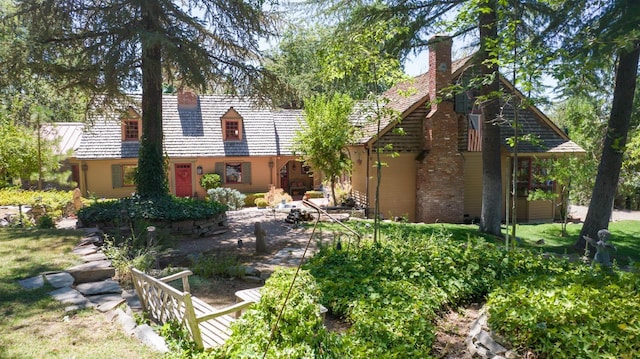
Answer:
569, 205, 640, 222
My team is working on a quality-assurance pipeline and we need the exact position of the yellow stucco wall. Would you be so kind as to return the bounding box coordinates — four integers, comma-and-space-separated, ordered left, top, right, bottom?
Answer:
78, 155, 299, 199
462, 152, 483, 219
462, 151, 560, 223
349, 146, 369, 206
80, 159, 139, 198
366, 152, 417, 221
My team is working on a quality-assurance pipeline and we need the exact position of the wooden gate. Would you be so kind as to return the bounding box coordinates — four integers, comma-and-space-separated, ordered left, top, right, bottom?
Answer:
175, 163, 192, 197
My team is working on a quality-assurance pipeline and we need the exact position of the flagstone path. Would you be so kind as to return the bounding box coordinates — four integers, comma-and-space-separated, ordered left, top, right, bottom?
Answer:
16, 228, 168, 353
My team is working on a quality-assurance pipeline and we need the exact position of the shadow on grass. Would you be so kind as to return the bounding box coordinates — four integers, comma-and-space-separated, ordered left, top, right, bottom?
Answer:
510, 221, 640, 265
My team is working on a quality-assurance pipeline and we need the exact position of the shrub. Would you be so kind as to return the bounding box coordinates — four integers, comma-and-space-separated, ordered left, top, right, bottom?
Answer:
244, 192, 265, 207
36, 215, 55, 229
207, 188, 246, 211
214, 268, 346, 358
78, 194, 226, 225
102, 236, 157, 285
264, 186, 292, 207
0, 187, 75, 219
488, 268, 640, 358
254, 198, 268, 208
190, 252, 243, 278
304, 190, 324, 199
305, 224, 571, 357
199, 173, 222, 190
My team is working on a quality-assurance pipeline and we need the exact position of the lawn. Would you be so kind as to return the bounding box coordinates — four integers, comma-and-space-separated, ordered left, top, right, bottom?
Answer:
512, 220, 640, 264
317, 219, 640, 264
0, 228, 162, 359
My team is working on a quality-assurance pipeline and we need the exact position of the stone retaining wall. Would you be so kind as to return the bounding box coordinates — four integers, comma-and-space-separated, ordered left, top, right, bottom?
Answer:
84, 213, 228, 238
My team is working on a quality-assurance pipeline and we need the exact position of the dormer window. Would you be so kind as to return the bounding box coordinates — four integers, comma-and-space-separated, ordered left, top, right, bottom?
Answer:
122, 108, 141, 141
123, 119, 140, 141
221, 107, 243, 141
225, 120, 240, 140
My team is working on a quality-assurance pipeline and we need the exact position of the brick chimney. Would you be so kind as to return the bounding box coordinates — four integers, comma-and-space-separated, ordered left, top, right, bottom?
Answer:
428, 34, 452, 112
415, 34, 464, 224
177, 89, 198, 109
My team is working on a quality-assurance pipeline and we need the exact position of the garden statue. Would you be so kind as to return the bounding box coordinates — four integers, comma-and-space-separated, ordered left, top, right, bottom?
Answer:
583, 229, 617, 267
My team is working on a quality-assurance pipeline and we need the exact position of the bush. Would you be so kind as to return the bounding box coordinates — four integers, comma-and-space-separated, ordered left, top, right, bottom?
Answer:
78, 194, 227, 225
264, 186, 292, 207
190, 252, 243, 278
199, 173, 222, 190
102, 236, 157, 285
488, 268, 640, 358
0, 187, 75, 219
36, 215, 55, 229
207, 188, 246, 211
304, 190, 324, 199
244, 192, 265, 207
305, 224, 571, 357
254, 198, 268, 208
214, 268, 346, 358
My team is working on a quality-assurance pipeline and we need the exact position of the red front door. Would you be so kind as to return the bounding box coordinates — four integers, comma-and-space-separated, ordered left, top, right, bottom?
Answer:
175, 163, 192, 197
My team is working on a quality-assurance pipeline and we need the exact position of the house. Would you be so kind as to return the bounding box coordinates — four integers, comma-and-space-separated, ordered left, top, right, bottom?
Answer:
347, 35, 584, 223
41, 122, 84, 188
70, 94, 317, 199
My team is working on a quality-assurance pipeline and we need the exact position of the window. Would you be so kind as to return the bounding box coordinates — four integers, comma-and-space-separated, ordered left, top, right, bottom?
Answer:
225, 163, 242, 183
515, 158, 552, 196
122, 165, 137, 186
123, 119, 140, 141
111, 164, 137, 188
225, 120, 240, 140
221, 108, 243, 141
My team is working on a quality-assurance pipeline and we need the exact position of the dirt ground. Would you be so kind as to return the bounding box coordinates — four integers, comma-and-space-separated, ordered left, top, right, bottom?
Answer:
168, 205, 477, 357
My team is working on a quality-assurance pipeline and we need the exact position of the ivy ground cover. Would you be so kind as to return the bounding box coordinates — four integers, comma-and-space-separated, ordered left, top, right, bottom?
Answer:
302, 223, 640, 358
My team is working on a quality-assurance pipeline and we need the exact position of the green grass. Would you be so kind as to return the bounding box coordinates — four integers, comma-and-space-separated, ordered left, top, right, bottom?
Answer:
511, 220, 640, 264
316, 219, 640, 264
0, 228, 163, 359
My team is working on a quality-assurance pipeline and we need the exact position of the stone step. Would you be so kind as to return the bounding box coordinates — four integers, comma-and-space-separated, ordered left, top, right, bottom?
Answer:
72, 244, 98, 256
44, 272, 75, 288
18, 275, 44, 290
67, 260, 115, 283
87, 293, 126, 312
81, 252, 108, 262
76, 279, 122, 296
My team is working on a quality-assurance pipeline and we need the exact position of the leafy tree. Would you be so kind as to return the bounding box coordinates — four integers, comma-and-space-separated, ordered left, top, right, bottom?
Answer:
320, 18, 408, 242
0, 116, 62, 187
528, 157, 581, 237
293, 93, 354, 206
9, 0, 281, 197
541, 0, 640, 248
551, 96, 607, 205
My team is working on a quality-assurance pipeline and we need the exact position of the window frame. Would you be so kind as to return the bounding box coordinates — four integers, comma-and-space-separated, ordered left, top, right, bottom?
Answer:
225, 162, 243, 184
122, 119, 140, 141
515, 157, 553, 197
224, 119, 241, 141
121, 164, 137, 187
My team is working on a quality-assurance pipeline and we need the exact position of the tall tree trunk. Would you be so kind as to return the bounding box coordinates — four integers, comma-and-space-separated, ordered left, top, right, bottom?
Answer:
136, 2, 168, 197
479, 0, 503, 236
577, 43, 640, 249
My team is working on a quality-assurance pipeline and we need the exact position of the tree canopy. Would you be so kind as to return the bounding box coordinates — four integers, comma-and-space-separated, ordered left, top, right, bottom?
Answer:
293, 93, 354, 206
8, 0, 282, 196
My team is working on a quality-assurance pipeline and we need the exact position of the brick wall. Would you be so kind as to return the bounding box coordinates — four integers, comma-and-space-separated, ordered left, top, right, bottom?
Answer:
416, 35, 465, 223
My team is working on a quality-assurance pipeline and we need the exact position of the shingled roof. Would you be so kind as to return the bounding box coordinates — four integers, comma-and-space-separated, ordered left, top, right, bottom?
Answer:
76, 95, 303, 159
42, 122, 84, 156
357, 54, 584, 154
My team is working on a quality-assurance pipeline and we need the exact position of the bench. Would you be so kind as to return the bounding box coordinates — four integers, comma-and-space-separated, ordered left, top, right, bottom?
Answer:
130, 268, 253, 349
